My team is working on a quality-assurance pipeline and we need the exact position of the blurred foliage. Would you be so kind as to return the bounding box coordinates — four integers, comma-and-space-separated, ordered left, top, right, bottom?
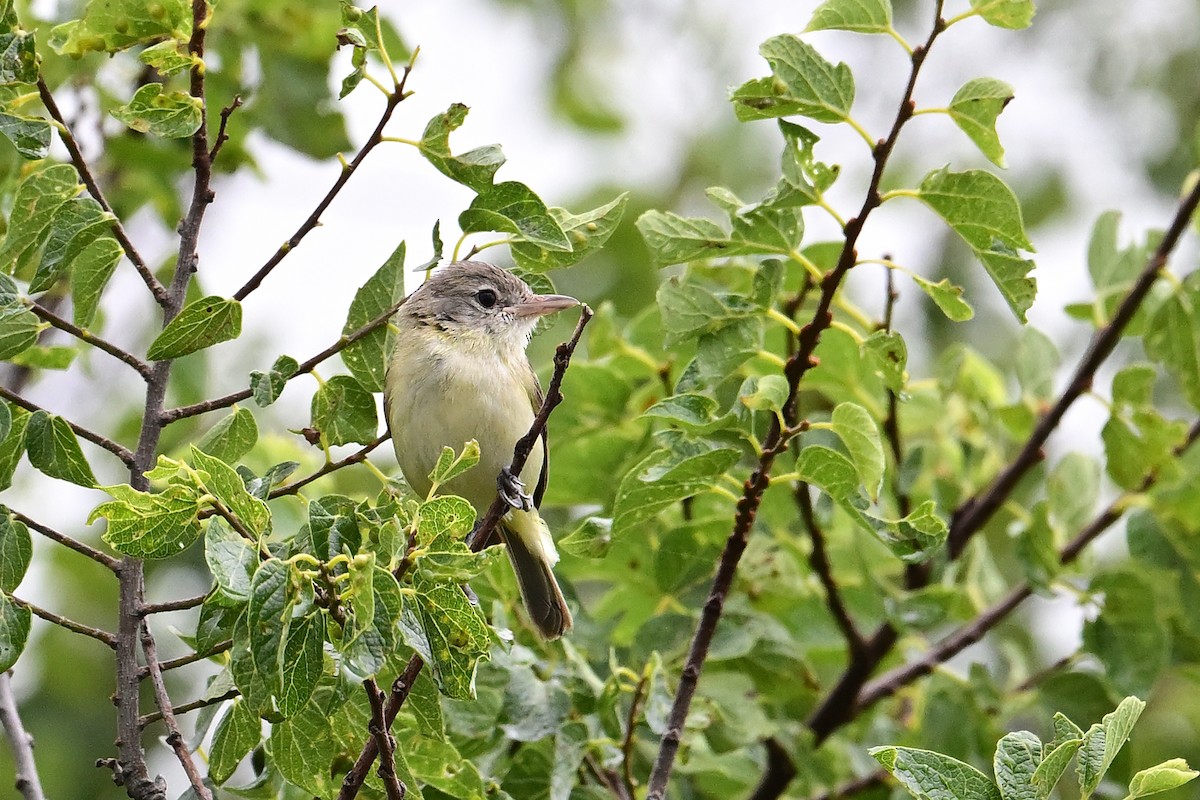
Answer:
0, 0, 1197, 800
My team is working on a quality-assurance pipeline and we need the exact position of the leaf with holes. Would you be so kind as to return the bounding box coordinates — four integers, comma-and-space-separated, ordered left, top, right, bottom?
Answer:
147, 296, 243, 360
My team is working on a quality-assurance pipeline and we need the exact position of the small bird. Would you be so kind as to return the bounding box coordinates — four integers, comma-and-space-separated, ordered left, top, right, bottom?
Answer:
384, 260, 577, 639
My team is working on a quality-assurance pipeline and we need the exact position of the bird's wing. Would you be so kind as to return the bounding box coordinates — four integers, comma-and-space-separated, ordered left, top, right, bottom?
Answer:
525, 363, 550, 509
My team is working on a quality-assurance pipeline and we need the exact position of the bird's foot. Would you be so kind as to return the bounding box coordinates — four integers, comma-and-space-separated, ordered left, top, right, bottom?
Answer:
498, 467, 533, 511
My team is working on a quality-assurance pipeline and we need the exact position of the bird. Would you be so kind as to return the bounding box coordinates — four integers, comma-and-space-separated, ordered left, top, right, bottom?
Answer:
384, 260, 577, 639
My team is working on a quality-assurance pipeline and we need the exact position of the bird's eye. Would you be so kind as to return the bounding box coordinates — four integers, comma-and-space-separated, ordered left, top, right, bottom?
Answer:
476, 289, 498, 308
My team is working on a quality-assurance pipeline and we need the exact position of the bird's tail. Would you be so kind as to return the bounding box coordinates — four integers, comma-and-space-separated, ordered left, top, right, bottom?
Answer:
499, 509, 573, 639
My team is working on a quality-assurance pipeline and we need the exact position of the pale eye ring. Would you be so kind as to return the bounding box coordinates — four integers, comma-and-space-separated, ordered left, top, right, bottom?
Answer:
476, 289, 498, 308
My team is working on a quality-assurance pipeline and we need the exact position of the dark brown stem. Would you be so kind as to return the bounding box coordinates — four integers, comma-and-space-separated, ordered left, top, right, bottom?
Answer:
12, 510, 119, 571
161, 295, 411, 423
268, 434, 391, 499
645, 7, 946, 797
338, 306, 594, 800
0, 671, 47, 800
139, 622, 212, 799
27, 300, 152, 379
138, 593, 208, 616
231, 65, 414, 302
0, 384, 136, 469
621, 672, 649, 797
804, 771, 888, 800
947, 176, 1200, 558
208, 95, 242, 163
138, 639, 231, 679
139, 689, 239, 729
364, 681, 406, 800
796, 484, 865, 655
746, 737, 797, 800
36, 77, 168, 308
12, 595, 116, 648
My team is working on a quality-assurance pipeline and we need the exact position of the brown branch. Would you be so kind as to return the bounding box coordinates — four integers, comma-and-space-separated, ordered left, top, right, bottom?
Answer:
0, 671, 47, 800
0, 384, 137, 469
139, 622, 212, 800
364, 680, 406, 800
338, 306, 594, 800
645, 7, 947, 797
36, 77, 168, 309
746, 737, 797, 800
139, 689, 239, 729
12, 509, 119, 572
796, 484, 865, 655
804, 771, 888, 800
138, 593, 208, 616
268, 434, 391, 499
12, 595, 116, 648
947, 174, 1200, 558
208, 95, 242, 163
27, 300, 152, 379
161, 295, 411, 423
231, 63, 415, 302
622, 672, 649, 798
138, 639, 231, 679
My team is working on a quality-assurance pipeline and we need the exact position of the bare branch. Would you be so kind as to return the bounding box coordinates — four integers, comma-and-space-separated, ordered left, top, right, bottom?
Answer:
140, 689, 239, 729
645, 6, 949, 797
364, 680, 406, 800
746, 738, 797, 800
622, 672, 648, 799
138, 593, 208, 616
268, 434, 391, 500
232, 63, 415, 302
26, 299, 152, 379
0, 384, 137, 469
12, 595, 117, 648
0, 670, 47, 800
138, 639, 231, 679
36, 77, 168, 308
804, 771, 888, 800
209, 95, 243, 163
161, 295, 410, 424
12, 509, 119, 572
139, 622, 212, 799
795, 484, 865, 655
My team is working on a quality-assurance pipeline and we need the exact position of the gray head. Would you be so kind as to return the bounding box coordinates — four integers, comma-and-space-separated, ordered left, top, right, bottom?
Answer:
403, 261, 578, 347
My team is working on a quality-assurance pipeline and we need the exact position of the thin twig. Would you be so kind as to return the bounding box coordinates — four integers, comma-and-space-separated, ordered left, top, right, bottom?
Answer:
232, 64, 415, 302
208, 95, 243, 163
268, 434, 390, 499
27, 300, 153, 379
644, 7, 948, 797
804, 771, 888, 800
12, 510, 119, 571
12, 595, 117, 648
746, 738, 798, 800
0, 384, 137, 469
0, 671, 47, 800
161, 295, 411, 423
139, 689, 239, 729
36, 77, 168, 308
138, 639, 232, 679
139, 622, 213, 800
364, 680, 406, 800
138, 593, 208, 616
621, 672, 649, 798
338, 306, 594, 800
796, 484, 865, 655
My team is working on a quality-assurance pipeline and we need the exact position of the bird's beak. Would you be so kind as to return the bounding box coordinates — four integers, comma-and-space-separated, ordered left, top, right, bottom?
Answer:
507, 293, 580, 318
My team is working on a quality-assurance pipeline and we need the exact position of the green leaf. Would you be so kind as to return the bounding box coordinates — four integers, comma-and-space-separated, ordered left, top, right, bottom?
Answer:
1088, 211, 1142, 291
419, 103, 505, 192
91, 484, 202, 559
7, 344, 75, 371
48, 0, 192, 57
24, 411, 96, 487
731, 34, 855, 123
249, 354, 299, 407
0, 304, 39, 359
147, 296, 242, 360
111, 83, 202, 138
71, 237, 122, 328
278, 612, 325, 717
342, 240, 405, 393
405, 573, 491, 700
339, 1, 408, 62
0, 406, 28, 491
343, 566, 404, 678
1082, 572, 1164, 696
137, 38, 194, 76
245, 559, 291, 699
739, 374, 790, 415
30, 196, 113, 293
1032, 737, 1082, 799
429, 440, 481, 487
192, 447, 271, 538
511, 193, 629, 272
406, 670, 446, 740
871, 746, 1002, 800
612, 447, 740, 539
947, 78, 1014, 168
970, 0, 1036, 29
1077, 697, 1146, 797
637, 211, 737, 265
831, 402, 884, 501
196, 407, 258, 464
1124, 759, 1199, 800
776, 121, 840, 205
271, 703, 338, 797
0, 402, 9, 448
656, 278, 757, 346
1144, 288, 1200, 410
805, 0, 893, 34
994, 730, 1042, 800
796, 444, 859, 501
209, 699, 260, 784
416, 496, 476, 544
559, 516, 613, 558
1015, 327, 1059, 401
459, 181, 571, 251
0, 508, 30, 592
0, 112, 50, 159
863, 330, 908, 392
0, 164, 81, 277
643, 394, 722, 428
977, 244, 1038, 323
0, 10, 38, 86
1047, 453, 1098, 532
415, 534, 505, 584
310, 374, 379, 446
307, 495, 361, 560
0, 593, 29, 671
911, 274, 975, 321
204, 517, 257, 604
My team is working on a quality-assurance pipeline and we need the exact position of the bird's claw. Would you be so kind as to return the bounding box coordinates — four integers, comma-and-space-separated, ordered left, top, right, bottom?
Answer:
498, 467, 533, 511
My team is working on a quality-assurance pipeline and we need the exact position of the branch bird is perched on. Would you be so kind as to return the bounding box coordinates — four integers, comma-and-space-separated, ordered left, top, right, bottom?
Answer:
385, 260, 577, 639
